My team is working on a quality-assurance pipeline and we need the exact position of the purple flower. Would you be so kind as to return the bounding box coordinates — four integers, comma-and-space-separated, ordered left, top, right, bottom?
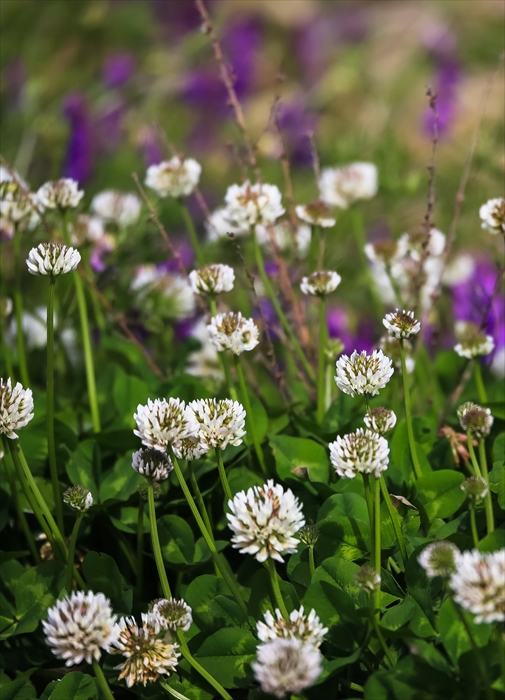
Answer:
222, 17, 261, 98
157, 243, 195, 273
62, 93, 93, 183
102, 53, 135, 89
175, 318, 195, 341
137, 127, 163, 167
424, 57, 461, 137
327, 307, 374, 355
90, 237, 114, 274
276, 101, 318, 167
97, 100, 126, 151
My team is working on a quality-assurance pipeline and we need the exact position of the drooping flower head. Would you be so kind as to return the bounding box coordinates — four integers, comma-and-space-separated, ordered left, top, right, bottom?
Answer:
296, 200, 336, 228
450, 549, 505, 623
189, 264, 235, 295
457, 402, 494, 439
319, 162, 378, 209
418, 541, 460, 578
36, 178, 84, 209
224, 180, 285, 228
300, 270, 341, 297
150, 598, 193, 632
91, 191, 141, 227
145, 157, 201, 198
43, 591, 118, 666
383, 309, 421, 339
133, 398, 198, 451
461, 476, 488, 504
132, 447, 174, 481
257, 606, 327, 648
0, 378, 34, 439
252, 637, 322, 698
227, 480, 305, 562
329, 428, 389, 479
63, 485, 93, 513
189, 398, 246, 450
363, 407, 397, 435
207, 311, 260, 355
355, 565, 381, 593
335, 349, 394, 397
479, 197, 505, 235
26, 242, 81, 276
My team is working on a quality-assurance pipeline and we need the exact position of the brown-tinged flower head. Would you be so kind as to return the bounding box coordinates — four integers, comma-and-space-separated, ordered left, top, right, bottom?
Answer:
461, 476, 488, 504
300, 270, 341, 296
207, 311, 259, 355
324, 338, 344, 361
383, 309, 421, 339
63, 485, 93, 513
172, 436, 210, 461
225, 180, 285, 228
0, 180, 40, 228
319, 162, 378, 209
364, 239, 401, 265
132, 447, 173, 482
457, 402, 494, 439
133, 398, 198, 451
355, 565, 381, 593
0, 378, 34, 439
138, 481, 162, 501
363, 407, 397, 434
257, 606, 327, 648
150, 598, 193, 632
454, 321, 495, 358
450, 549, 505, 623
418, 541, 460, 578
252, 637, 323, 698
298, 524, 320, 547
335, 349, 394, 397
145, 157, 201, 198
188, 398, 246, 450
296, 200, 336, 228
36, 178, 84, 209
479, 197, 505, 235
27, 242, 81, 277
329, 428, 389, 479
189, 264, 235, 295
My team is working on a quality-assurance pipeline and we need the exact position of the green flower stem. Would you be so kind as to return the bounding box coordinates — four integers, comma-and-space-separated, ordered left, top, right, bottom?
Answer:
136, 497, 144, 599
188, 462, 214, 539
12, 227, 30, 387
309, 224, 321, 270
91, 659, 115, 700
179, 200, 204, 266
160, 679, 194, 700
267, 558, 289, 619
479, 439, 495, 534
371, 613, 394, 667
452, 600, 494, 700
469, 505, 479, 547
308, 545, 315, 579
373, 478, 382, 620
175, 633, 233, 700
474, 361, 487, 404
399, 340, 422, 480
467, 432, 482, 477
46, 276, 64, 533
4, 449, 40, 563
66, 513, 84, 592
209, 297, 237, 401
234, 355, 267, 474
362, 474, 374, 531
83, 253, 105, 330
215, 448, 233, 502
325, 362, 333, 410
147, 485, 172, 598
251, 227, 316, 382
380, 476, 408, 568
316, 297, 327, 423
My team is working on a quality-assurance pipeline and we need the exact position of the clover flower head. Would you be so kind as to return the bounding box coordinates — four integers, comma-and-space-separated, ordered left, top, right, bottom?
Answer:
0, 180, 40, 228
26, 242, 81, 276
63, 485, 93, 513
205, 207, 248, 241
133, 398, 198, 451
383, 309, 421, 339
450, 549, 505, 623
36, 179, 84, 209
325, 338, 345, 361
207, 311, 260, 355
172, 437, 210, 461
319, 162, 378, 209
257, 606, 327, 648
189, 264, 235, 295
189, 398, 246, 450
252, 637, 322, 698
363, 407, 397, 434
145, 157, 201, 198
43, 591, 118, 666
298, 524, 320, 547
457, 402, 494, 439
479, 197, 505, 235
329, 428, 389, 479
296, 200, 336, 228
225, 180, 285, 228
0, 378, 34, 439
150, 598, 193, 632
418, 541, 460, 578
227, 479, 305, 563
91, 190, 141, 227
335, 349, 394, 397
300, 270, 341, 296
379, 335, 415, 374
70, 215, 105, 246
132, 447, 173, 481
461, 476, 488, 504
355, 565, 381, 593
454, 335, 495, 359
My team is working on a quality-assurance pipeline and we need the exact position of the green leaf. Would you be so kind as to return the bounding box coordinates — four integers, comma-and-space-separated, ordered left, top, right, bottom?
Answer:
477, 529, 505, 552
193, 628, 257, 689
158, 515, 196, 565
0, 671, 36, 700
185, 575, 231, 630
381, 597, 416, 631
269, 435, 330, 484
318, 492, 369, 524
227, 467, 264, 497
66, 440, 99, 502
438, 598, 492, 664
315, 517, 370, 560
112, 369, 150, 428
110, 505, 150, 535
48, 673, 98, 700
492, 432, 505, 463
99, 453, 143, 502
414, 470, 465, 521
81, 552, 132, 614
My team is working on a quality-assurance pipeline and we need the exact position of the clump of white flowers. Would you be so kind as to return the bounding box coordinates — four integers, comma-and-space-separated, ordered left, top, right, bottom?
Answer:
300, 270, 341, 296
319, 162, 378, 209
207, 311, 260, 355
225, 181, 285, 228
36, 178, 84, 209
43, 591, 118, 666
255, 221, 311, 258
418, 541, 460, 578
383, 309, 421, 339
227, 480, 305, 562
150, 598, 193, 632
252, 637, 322, 698
450, 549, 505, 623
257, 607, 327, 648
131, 267, 195, 320
132, 447, 174, 481
364, 407, 397, 434
0, 378, 34, 439
189, 398, 246, 450
479, 197, 505, 235
329, 428, 389, 479
26, 242, 81, 276
0, 180, 40, 232
133, 398, 198, 452
91, 190, 141, 227
189, 264, 235, 295
296, 200, 336, 228
205, 207, 247, 241
457, 402, 494, 439
63, 485, 93, 513
335, 349, 394, 397
145, 156, 201, 198
172, 436, 210, 461
454, 321, 495, 359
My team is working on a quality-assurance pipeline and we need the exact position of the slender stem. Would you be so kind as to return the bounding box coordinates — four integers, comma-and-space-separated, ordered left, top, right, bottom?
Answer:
467, 432, 482, 477
136, 497, 144, 599
147, 485, 172, 598
399, 340, 422, 480
4, 450, 40, 563
474, 361, 487, 404
83, 252, 105, 330
317, 297, 327, 423
12, 228, 30, 387
372, 613, 394, 667
215, 448, 233, 502
252, 227, 315, 382
91, 659, 115, 700
234, 355, 267, 474
267, 558, 289, 619
380, 476, 408, 568
452, 600, 494, 700
362, 474, 374, 529
479, 439, 495, 534
209, 296, 238, 400
66, 514, 83, 592
188, 462, 214, 539
469, 506, 479, 547
179, 200, 204, 266
308, 545, 315, 579
175, 633, 233, 700
373, 478, 381, 620
325, 362, 333, 410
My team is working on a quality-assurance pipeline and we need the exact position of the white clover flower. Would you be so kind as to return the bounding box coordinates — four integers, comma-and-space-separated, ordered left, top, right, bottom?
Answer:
189, 264, 235, 295
132, 447, 174, 481
257, 606, 327, 648
207, 312, 260, 355
112, 614, 180, 687
255, 221, 311, 258
133, 398, 198, 452
442, 253, 475, 287
26, 242, 81, 276
0, 378, 34, 439
418, 541, 460, 578
252, 638, 322, 698
185, 318, 223, 381
145, 157, 201, 198
189, 398, 246, 450
383, 309, 421, 339
0, 165, 28, 188
205, 207, 248, 241
454, 336, 495, 359
355, 565, 381, 593
43, 591, 119, 666
63, 485, 93, 513
225, 181, 285, 228
319, 162, 378, 209
227, 479, 305, 563
457, 402, 494, 439
335, 349, 394, 397
70, 215, 105, 246
461, 476, 489, 504
450, 549, 505, 623
172, 437, 210, 461
36, 179, 84, 209
296, 201, 336, 228
151, 598, 193, 632
329, 428, 389, 479
300, 270, 341, 296
379, 335, 415, 374
91, 190, 141, 227
479, 197, 505, 235
0, 181, 40, 228
363, 407, 397, 434
131, 268, 195, 320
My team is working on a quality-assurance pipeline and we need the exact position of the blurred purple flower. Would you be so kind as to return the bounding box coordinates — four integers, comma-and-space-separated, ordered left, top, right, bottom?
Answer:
276, 101, 318, 167
158, 243, 195, 273
183, 70, 227, 114
327, 307, 374, 354
424, 57, 461, 137
102, 52, 135, 89
90, 237, 114, 274
223, 17, 261, 98
62, 92, 93, 183
264, 262, 280, 276
175, 318, 195, 341
136, 126, 163, 167
152, 0, 206, 36
97, 100, 126, 151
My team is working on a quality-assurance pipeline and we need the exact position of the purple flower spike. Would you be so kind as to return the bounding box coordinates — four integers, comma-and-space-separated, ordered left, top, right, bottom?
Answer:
62, 92, 93, 184
102, 52, 135, 89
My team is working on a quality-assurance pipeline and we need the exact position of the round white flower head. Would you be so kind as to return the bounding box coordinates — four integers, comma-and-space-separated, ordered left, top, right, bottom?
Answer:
36, 179, 84, 209
227, 479, 305, 563
0, 378, 34, 439
257, 606, 327, 648
0, 180, 40, 228
355, 565, 381, 593
461, 476, 489, 504
450, 549, 505, 623
207, 312, 260, 355
133, 398, 198, 451
112, 613, 180, 687
383, 309, 421, 339
70, 215, 105, 246
479, 197, 505, 235
319, 162, 378, 209
145, 157, 201, 198
457, 402, 494, 439
335, 349, 394, 397
329, 428, 389, 479
189, 398, 246, 450
252, 637, 322, 698
172, 436, 210, 461
91, 191, 141, 227
189, 264, 235, 295
151, 598, 193, 632
63, 485, 93, 513
205, 207, 248, 241
132, 447, 174, 481
300, 270, 341, 297
43, 590, 118, 666
418, 541, 460, 578
225, 180, 285, 228
26, 242, 81, 276
296, 201, 336, 228
454, 335, 495, 359
255, 221, 311, 258
363, 406, 397, 434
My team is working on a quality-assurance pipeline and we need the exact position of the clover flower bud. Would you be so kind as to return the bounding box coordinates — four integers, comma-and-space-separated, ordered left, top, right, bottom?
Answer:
296, 201, 336, 228
0, 378, 34, 439
298, 524, 320, 547
189, 264, 235, 295
364, 407, 397, 434
461, 476, 488, 504
324, 338, 344, 361
26, 242, 81, 277
36, 179, 84, 209
383, 309, 421, 339
335, 349, 394, 397
329, 428, 389, 479
457, 402, 494, 439
300, 270, 341, 296
418, 541, 460, 578
132, 447, 173, 482
63, 485, 93, 513
138, 482, 162, 501
355, 565, 381, 593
